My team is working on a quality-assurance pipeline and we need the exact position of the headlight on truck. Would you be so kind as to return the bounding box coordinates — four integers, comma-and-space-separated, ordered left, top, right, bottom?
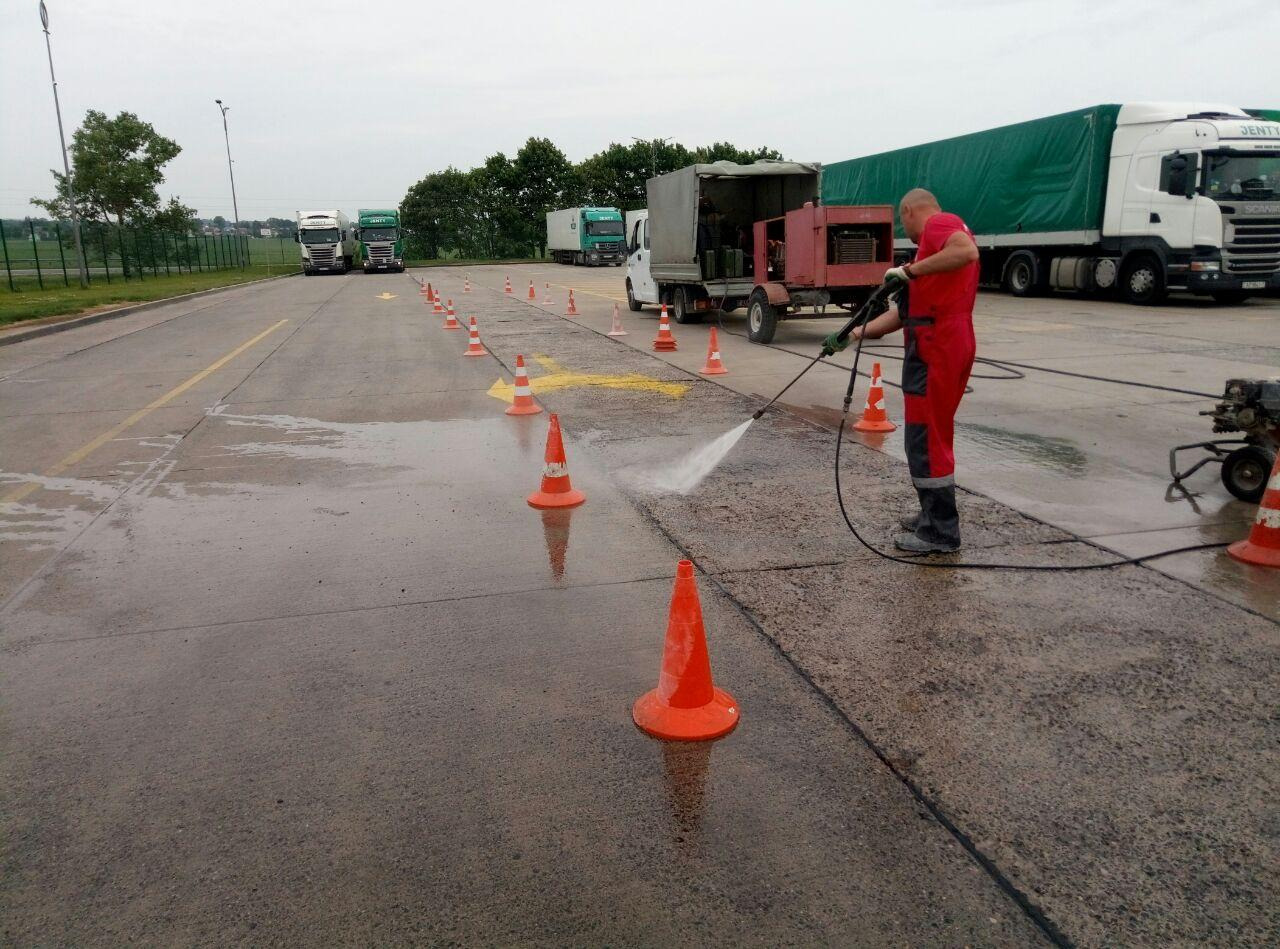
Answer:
1189, 261, 1220, 272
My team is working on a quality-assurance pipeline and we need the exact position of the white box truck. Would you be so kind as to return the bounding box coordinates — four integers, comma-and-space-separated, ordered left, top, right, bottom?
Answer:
546, 207, 626, 266
296, 210, 355, 275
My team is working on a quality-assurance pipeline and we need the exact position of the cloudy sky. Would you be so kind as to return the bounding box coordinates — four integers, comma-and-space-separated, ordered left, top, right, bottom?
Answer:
3, 0, 1276, 221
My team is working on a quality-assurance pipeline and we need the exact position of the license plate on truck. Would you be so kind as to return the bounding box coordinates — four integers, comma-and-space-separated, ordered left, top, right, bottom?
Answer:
1243, 281, 1265, 289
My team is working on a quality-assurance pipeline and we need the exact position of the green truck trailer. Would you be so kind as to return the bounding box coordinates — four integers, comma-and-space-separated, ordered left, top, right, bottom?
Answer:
822, 102, 1280, 304
356, 209, 404, 273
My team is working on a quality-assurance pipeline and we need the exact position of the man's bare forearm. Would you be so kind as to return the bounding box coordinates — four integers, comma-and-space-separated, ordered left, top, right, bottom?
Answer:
855, 305, 903, 340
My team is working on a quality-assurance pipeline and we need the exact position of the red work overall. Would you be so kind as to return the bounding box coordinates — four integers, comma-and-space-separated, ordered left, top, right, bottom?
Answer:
901, 212, 979, 546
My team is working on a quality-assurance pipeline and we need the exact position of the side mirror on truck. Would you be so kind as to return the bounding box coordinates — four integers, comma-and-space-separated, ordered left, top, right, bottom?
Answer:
1161, 152, 1199, 199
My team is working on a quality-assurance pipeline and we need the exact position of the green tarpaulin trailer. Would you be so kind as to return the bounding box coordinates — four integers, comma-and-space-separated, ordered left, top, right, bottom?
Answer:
821, 105, 1121, 242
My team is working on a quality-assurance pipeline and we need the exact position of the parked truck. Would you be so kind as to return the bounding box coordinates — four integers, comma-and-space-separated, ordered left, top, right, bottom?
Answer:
296, 210, 356, 275
821, 102, 1280, 305
625, 161, 893, 342
355, 209, 405, 273
547, 207, 626, 266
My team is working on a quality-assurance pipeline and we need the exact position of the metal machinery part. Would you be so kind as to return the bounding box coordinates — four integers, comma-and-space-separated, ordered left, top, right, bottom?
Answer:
1170, 378, 1280, 502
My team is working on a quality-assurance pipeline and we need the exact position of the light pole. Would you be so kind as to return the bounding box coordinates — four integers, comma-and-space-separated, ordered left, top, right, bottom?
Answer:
631, 136, 673, 179
39, 1, 88, 287
214, 99, 241, 261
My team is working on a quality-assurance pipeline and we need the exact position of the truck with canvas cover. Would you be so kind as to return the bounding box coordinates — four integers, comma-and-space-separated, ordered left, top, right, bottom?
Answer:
296, 210, 356, 275
356, 209, 404, 273
821, 102, 1280, 305
546, 207, 626, 266
625, 161, 893, 342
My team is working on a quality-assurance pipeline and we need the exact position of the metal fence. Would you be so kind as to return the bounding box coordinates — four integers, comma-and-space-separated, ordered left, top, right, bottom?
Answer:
1, 219, 250, 291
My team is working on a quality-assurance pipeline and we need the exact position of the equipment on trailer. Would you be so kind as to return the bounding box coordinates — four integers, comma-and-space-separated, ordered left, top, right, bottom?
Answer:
1169, 378, 1280, 502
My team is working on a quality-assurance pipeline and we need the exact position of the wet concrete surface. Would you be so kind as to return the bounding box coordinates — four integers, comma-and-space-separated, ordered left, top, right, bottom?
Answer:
1, 273, 1047, 944
434, 265, 1278, 945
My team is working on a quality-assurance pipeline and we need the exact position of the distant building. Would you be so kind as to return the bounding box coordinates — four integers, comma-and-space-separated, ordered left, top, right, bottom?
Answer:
259, 227, 274, 238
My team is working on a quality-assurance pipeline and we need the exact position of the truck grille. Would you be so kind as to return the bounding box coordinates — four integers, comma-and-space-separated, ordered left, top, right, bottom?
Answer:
309, 246, 336, 265
368, 243, 393, 261
1223, 210, 1280, 276
594, 241, 620, 252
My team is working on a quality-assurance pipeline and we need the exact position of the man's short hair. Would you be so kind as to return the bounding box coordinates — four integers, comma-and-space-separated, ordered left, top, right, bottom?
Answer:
900, 188, 940, 210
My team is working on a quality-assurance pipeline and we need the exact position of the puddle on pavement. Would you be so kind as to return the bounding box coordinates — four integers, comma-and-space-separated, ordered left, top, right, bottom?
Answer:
956, 422, 1089, 476
0, 473, 125, 551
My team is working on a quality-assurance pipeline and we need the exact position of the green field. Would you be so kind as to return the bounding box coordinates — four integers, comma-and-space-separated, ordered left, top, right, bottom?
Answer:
0, 265, 292, 327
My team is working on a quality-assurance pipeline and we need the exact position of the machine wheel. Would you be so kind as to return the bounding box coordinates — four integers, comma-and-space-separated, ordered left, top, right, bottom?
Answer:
1119, 253, 1167, 305
672, 286, 702, 324
1004, 251, 1042, 297
1221, 445, 1275, 503
1211, 290, 1251, 305
626, 279, 642, 312
747, 289, 778, 344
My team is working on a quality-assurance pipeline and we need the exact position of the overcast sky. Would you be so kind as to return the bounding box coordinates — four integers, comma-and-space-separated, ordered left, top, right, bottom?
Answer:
3, 0, 1277, 221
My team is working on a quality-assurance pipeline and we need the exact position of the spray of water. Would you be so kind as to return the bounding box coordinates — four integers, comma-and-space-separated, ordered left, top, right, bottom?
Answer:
634, 419, 754, 495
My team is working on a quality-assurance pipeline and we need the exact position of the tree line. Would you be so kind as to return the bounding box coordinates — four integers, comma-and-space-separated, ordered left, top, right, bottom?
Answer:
400, 138, 783, 260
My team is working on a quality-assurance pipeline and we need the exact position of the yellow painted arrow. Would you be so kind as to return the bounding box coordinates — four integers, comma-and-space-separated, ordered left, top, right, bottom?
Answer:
486, 354, 690, 404
375, 292, 397, 300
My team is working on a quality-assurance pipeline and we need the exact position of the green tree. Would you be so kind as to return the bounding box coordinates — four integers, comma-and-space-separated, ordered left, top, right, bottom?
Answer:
512, 137, 574, 255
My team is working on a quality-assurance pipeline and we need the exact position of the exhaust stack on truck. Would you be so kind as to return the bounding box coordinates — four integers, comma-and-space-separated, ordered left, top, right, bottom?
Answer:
822, 102, 1280, 305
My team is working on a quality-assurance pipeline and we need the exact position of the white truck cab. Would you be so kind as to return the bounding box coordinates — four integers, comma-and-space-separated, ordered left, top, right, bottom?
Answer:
296, 210, 356, 275
624, 209, 657, 310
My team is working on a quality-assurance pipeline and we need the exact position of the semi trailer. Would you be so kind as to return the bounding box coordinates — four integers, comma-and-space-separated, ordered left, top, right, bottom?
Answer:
296, 210, 356, 275
625, 161, 893, 342
821, 102, 1280, 305
356, 208, 405, 273
546, 207, 626, 266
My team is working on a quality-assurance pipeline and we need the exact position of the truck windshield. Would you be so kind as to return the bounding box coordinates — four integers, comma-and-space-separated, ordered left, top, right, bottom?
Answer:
585, 221, 624, 237
362, 227, 399, 241
1204, 153, 1280, 200
301, 228, 340, 244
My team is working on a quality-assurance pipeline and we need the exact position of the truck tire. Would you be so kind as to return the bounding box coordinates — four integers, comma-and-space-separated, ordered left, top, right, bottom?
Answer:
626, 279, 642, 312
672, 286, 702, 324
1119, 253, 1167, 305
1211, 290, 1251, 305
1221, 445, 1274, 503
747, 289, 778, 344
1004, 251, 1042, 297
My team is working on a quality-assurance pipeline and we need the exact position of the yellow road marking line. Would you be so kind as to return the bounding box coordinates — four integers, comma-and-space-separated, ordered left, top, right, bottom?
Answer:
486, 353, 690, 403
3, 319, 289, 504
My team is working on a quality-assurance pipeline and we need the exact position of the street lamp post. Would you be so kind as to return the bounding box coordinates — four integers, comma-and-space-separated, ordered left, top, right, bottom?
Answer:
631, 136, 673, 179
39, 1, 88, 288
214, 99, 241, 263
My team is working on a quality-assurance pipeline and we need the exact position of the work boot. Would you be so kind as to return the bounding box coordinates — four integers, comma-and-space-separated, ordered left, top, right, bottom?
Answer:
899, 512, 920, 532
893, 532, 960, 554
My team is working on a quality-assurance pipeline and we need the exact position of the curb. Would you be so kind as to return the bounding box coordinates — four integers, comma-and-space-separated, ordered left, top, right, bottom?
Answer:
0, 272, 300, 347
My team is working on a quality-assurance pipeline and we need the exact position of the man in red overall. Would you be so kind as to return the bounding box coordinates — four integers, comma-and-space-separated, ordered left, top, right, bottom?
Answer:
839, 189, 980, 552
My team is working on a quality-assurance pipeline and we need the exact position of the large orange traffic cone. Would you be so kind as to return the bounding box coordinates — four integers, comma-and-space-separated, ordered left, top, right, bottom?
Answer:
527, 414, 586, 509
632, 559, 739, 741
528, 279, 537, 300
699, 326, 727, 375
1229, 454, 1280, 568
425, 281, 434, 300
853, 362, 897, 433
463, 274, 471, 293
504, 275, 512, 294
607, 303, 627, 337
463, 316, 486, 357
505, 355, 543, 416
542, 282, 552, 306
652, 305, 677, 351
565, 289, 578, 316
443, 300, 460, 329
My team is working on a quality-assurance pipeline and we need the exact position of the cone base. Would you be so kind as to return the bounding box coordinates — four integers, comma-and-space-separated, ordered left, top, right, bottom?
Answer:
699, 365, 728, 376
527, 488, 585, 509
653, 341, 677, 352
632, 686, 740, 742
1228, 538, 1280, 568
607, 330, 628, 337
566, 310, 578, 317
443, 323, 461, 330
854, 418, 897, 433
505, 402, 544, 416
464, 349, 487, 357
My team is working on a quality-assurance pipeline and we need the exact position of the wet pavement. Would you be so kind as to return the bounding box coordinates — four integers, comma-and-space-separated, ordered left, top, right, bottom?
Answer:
1, 274, 1043, 945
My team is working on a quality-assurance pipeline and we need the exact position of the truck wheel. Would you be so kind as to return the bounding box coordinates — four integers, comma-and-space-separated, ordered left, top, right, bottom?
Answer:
1211, 290, 1251, 305
672, 286, 703, 324
1221, 445, 1275, 503
747, 289, 778, 343
625, 279, 642, 312
1004, 251, 1042, 297
1120, 254, 1167, 305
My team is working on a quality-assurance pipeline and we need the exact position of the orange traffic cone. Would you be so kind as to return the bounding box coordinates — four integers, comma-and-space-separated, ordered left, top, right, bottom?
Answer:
542, 282, 552, 306
504, 275, 512, 294
632, 559, 739, 741
527, 414, 586, 509
463, 274, 471, 293
1229, 454, 1280, 568
699, 326, 727, 375
443, 300, 460, 329
607, 303, 627, 337
463, 316, 486, 357
652, 304, 677, 352
853, 362, 897, 433
565, 289, 578, 316
433, 293, 444, 314
419, 280, 428, 297
528, 279, 537, 300
505, 355, 543, 416
425, 281, 433, 300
